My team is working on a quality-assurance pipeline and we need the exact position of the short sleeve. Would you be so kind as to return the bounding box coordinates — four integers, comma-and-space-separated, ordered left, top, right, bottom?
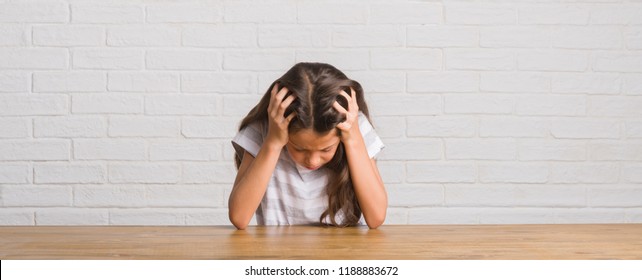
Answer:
231, 122, 266, 158
357, 112, 385, 159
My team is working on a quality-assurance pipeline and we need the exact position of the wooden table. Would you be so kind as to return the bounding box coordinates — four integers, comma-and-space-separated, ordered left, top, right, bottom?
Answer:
1, 224, 641, 259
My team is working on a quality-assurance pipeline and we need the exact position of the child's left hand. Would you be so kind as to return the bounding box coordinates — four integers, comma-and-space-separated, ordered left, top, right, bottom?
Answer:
333, 88, 361, 143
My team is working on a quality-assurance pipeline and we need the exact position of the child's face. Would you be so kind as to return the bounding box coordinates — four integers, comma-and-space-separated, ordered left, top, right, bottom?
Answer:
286, 128, 341, 171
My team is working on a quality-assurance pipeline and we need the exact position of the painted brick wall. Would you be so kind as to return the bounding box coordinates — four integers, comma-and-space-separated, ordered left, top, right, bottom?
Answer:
1, 0, 641, 225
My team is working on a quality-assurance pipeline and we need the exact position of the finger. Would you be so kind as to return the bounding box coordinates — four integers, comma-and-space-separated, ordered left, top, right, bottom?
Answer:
339, 90, 351, 102
333, 101, 348, 114
285, 112, 297, 124
336, 122, 349, 131
275, 86, 289, 102
350, 87, 357, 103
271, 83, 279, 98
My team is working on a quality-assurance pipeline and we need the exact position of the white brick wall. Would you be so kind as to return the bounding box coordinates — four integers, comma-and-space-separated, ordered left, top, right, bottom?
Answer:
1, 0, 641, 226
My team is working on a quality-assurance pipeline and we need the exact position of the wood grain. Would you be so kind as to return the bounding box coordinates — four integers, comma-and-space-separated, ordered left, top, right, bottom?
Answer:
1, 224, 641, 259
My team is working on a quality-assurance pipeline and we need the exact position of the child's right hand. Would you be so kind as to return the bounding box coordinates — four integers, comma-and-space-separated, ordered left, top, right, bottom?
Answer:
266, 83, 297, 150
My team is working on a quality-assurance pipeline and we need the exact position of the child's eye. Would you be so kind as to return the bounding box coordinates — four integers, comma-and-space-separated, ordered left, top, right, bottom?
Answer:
322, 149, 332, 152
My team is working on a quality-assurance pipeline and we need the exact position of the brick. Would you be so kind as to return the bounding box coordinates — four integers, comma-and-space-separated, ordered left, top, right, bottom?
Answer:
0, 140, 69, 161
554, 208, 626, 224
223, 50, 294, 70
387, 184, 443, 207
0, 118, 31, 138
296, 50, 369, 71
186, 209, 230, 226
222, 95, 261, 117
182, 72, 256, 94
74, 139, 146, 160
34, 164, 106, 184
552, 26, 622, 49
34, 116, 107, 138
407, 116, 476, 137
479, 163, 549, 183
109, 209, 184, 225
146, 185, 225, 207
407, 163, 476, 183
376, 162, 405, 184
146, 50, 221, 71
73, 48, 143, 70
625, 27, 642, 50
519, 140, 586, 161
588, 185, 642, 207
624, 74, 642, 95
626, 121, 642, 138
517, 50, 588, 72
332, 26, 403, 47
0, 71, 29, 92
371, 49, 442, 70
367, 94, 441, 116
479, 208, 556, 224
408, 72, 478, 93
446, 139, 516, 160
446, 49, 514, 71
108, 116, 179, 137
551, 119, 619, 139
518, 4, 589, 25
224, 0, 296, 23
0, 209, 34, 225
147, 4, 221, 23
33, 25, 104, 46
383, 208, 408, 225
259, 25, 330, 47
108, 72, 179, 92
0, 48, 68, 69
0, 1, 68, 23
445, 3, 516, 24
622, 164, 642, 183
109, 163, 181, 184
589, 141, 642, 161
371, 2, 441, 24
0, 25, 28, 46
347, 71, 405, 93
407, 26, 478, 48
182, 117, 239, 138
480, 117, 549, 138
590, 4, 642, 25
369, 116, 405, 139
550, 163, 619, 184
446, 185, 584, 207
516, 95, 586, 116
37, 208, 109, 225
150, 141, 222, 161
408, 208, 479, 224
378, 139, 442, 161
107, 25, 180, 46
594, 52, 642, 72
146, 95, 218, 116
71, 4, 143, 24
298, 2, 366, 24
0, 164, 29, 184
182, 163, 237, 184
74, 185, 145, 207
183, 25, 256, 47
480, 27, 550, 48
589, 96, 642, 117
2, 185, 71, 207
480, 72, 549, 93
33, 71, 106, 93
552, 73, 621, 94
0, 94, 68, 116
72, 93, 143, 114
445, 94, 514, 114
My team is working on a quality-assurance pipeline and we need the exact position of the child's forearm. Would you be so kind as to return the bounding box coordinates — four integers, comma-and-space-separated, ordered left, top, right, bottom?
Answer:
343, 135, 388, 229
228, 143, 282, 229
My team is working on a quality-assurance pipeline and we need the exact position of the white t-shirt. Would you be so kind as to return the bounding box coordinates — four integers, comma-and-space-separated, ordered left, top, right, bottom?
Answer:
231, 112, 385, 226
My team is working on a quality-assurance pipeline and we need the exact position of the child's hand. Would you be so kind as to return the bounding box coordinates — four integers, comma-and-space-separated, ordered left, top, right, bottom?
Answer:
266, 83, 297, 149
333, 88, 361, 143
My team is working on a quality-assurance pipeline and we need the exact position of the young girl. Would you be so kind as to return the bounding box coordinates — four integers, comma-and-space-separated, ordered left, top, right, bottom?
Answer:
229, 62, 387, 229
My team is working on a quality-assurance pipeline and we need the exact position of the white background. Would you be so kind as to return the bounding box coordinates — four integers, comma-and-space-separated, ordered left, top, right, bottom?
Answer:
1, 0, 641, 225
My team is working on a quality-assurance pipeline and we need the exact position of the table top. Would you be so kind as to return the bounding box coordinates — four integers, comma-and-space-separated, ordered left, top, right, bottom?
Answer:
1, 224, 641, 260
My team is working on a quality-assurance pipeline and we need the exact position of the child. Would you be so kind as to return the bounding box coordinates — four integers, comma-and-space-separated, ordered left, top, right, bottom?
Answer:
229, 62, 387, 229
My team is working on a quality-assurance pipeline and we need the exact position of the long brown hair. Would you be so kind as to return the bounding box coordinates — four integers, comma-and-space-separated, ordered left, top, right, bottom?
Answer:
234, 62, 372, 227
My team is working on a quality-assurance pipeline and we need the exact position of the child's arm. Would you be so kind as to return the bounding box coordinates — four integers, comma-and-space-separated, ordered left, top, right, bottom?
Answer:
228, 85, 296, 229
334, 89, 388, 229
